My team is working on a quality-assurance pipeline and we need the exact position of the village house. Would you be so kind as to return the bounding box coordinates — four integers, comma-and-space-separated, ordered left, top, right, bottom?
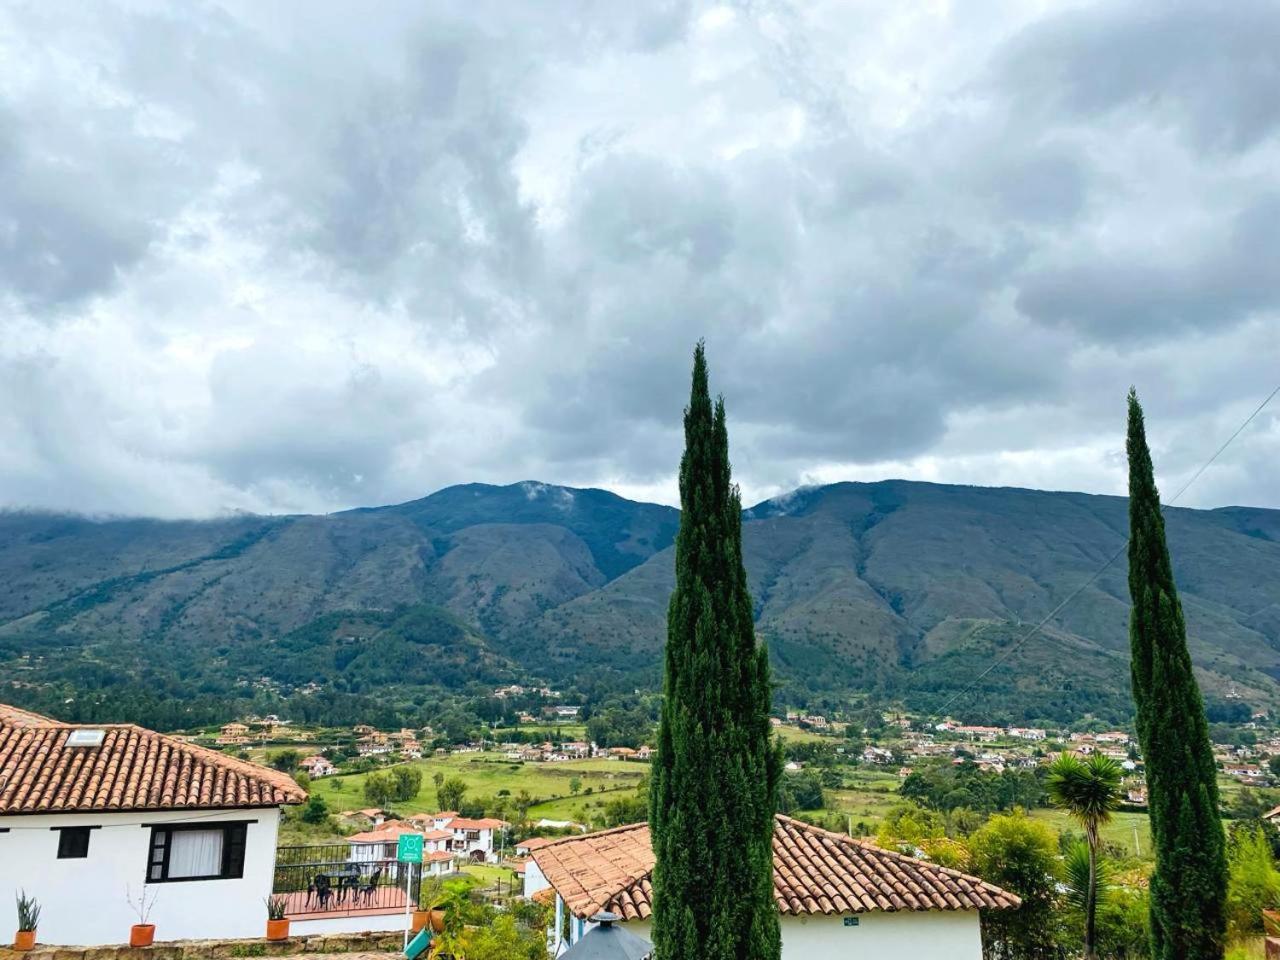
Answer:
952, 725, 1001, 742
216, 722, 251, 744
1006, 727, 1047, 741
526, 816, 1018, 958
357, 736, 392, 757
299, 754, 336, 777
0, 702, 305, 945
346, 822, 456, 877
861, 746, 894, 765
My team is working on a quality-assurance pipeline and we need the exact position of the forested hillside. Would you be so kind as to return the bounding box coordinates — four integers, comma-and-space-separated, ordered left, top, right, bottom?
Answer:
3, 479, 1278, 727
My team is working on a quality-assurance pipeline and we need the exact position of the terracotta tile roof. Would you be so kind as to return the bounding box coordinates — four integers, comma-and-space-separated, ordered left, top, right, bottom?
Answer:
0, 702, 306, 815
448, 816, 506, 830
531, 815, 1020, 921
518, 836, 556, 852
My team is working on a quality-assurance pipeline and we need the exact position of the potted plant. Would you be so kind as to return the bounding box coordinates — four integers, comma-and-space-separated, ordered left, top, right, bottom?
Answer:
265, 895, 290, 941
125, 885, 158, 947
413, 876, 447, 933
14, 891, 40, 951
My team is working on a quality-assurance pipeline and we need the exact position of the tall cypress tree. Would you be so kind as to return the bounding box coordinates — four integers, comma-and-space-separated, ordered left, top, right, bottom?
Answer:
649, 343, 781, 960
1126, 388, 1226, 960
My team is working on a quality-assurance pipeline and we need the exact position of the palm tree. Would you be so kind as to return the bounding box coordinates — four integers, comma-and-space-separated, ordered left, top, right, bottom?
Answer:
1047, 751, 1123, 959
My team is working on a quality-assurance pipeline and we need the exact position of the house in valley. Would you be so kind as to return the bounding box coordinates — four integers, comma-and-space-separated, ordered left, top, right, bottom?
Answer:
299, 754, 335, 777
216, 722, 251, 744
0, 702, 306, 946
527, 816, 1019, 959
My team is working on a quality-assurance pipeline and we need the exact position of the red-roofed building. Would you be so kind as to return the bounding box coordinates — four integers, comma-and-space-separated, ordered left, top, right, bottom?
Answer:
0, 702, 305, 946
528, 816, 1017, 958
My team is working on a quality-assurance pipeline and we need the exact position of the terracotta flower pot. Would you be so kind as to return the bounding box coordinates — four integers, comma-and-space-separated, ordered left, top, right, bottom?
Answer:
14, 929, 36, 951
1265, 909, 1280, 937
428, 909, 446, 933
266, 919, 290, 941
130, 924, 156, 947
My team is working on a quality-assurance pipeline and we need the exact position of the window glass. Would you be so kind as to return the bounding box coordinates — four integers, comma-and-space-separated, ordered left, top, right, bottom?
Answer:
57, 827, 92, 859
168, 829, 225, 878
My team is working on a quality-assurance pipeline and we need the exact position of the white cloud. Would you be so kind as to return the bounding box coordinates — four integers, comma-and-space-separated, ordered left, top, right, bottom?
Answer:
0, 0, 1277, 517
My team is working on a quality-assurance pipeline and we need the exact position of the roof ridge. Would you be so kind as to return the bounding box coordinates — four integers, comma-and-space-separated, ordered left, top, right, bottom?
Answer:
0, 703, 57, 727
533, 819, 649, 851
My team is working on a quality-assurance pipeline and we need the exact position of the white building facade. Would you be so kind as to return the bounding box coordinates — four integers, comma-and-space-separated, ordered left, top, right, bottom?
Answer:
0, 808, 283, 945
1, 702, 306, 946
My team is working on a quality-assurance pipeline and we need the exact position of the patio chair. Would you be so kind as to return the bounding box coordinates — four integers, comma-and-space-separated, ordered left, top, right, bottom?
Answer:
313, 874, 333, 910
360, 867, 383, 905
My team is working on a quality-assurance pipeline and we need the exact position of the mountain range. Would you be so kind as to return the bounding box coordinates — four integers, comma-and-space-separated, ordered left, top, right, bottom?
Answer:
3, 479, 1280, 725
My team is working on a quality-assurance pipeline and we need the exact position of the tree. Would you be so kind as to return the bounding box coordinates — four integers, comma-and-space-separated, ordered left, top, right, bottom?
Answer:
1046, 752, 1122, 959
437, 775, 467, 812
1126, 389, 1228, 959
968, 811, 1065, 960
569, 777, 582, 796
269, 749, 301, 772
300, 793, 330, 825
649, 343, 782, 960
391, 766, 422, 802
363, 771, 395, 807
1225, 824, 1280, 941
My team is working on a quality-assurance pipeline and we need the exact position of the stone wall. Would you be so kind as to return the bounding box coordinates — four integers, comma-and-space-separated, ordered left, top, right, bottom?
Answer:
2, 931, 403, 960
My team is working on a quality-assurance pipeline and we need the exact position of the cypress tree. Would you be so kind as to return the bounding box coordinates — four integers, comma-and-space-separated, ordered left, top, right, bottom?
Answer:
649, 343, 781, 960
1126, 388, 1227, 960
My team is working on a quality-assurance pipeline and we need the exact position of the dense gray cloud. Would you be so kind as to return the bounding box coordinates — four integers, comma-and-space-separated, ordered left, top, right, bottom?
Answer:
0, 0, 1277, 517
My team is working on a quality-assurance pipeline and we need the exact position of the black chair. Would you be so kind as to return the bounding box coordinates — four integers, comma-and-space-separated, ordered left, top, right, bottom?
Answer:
314, 874, 332, 910
360, 867, 383, 905
340, 872, 360, 904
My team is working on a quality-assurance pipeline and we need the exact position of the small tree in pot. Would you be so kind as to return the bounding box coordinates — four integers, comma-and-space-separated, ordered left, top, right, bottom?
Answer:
14, 891, 41, 951
265, 895, 290, 941
125, 885, 159, 947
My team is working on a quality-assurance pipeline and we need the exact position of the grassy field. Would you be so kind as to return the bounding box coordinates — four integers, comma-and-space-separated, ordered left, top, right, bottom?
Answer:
1029, 808, 1153, 860
314, 752, 648, 819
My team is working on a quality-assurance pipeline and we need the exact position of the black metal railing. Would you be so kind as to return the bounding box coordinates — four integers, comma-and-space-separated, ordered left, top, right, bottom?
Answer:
273, 843, 419, 918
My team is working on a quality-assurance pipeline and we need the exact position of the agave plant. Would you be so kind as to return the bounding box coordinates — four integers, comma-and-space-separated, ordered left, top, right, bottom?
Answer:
15, 891, 41, 932
265, 895, 289, 921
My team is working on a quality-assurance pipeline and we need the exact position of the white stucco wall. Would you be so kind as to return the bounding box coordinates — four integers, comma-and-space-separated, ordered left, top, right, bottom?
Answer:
565, 910, 983, 960
0, 807, 282, 946
522, 859, 549, 899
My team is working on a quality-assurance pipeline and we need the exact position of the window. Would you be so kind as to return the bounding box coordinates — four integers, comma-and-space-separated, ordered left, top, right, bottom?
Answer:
56, 826, 94, 859
147, 823, 248, 882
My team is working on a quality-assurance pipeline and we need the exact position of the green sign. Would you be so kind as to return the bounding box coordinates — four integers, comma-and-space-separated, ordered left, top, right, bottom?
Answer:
842, 917, 859, 927
397, 833, 424, 863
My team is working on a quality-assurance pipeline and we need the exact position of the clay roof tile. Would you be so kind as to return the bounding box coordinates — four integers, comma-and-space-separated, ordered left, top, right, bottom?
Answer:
0, 704, 305, 814
531, 814, 1021, 922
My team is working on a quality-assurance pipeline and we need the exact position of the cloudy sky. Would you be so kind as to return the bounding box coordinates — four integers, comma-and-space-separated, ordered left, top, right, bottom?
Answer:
2, 0, 1278, 518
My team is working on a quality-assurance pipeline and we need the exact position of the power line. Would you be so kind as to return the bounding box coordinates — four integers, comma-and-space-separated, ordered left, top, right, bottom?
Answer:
938, 383, 1280, 716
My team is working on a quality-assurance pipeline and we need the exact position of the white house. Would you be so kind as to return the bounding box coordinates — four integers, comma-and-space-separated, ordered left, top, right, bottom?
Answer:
435, 814, 506, 862
0, 702, 306, 946
299, 755, 335, 777
528, 815, 1019, 959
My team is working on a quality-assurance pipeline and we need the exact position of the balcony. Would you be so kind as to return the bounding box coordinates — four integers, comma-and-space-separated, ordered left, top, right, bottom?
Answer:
273, 843, 419, 921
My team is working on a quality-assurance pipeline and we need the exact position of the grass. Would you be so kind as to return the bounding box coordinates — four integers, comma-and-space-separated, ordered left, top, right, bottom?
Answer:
1029, 808, 1153, 860
774, 724, 832, 744
316, 752, 647, 818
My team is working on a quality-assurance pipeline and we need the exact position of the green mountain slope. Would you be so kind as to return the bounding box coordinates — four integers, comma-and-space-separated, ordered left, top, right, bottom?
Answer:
2, 479, 1278, 724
